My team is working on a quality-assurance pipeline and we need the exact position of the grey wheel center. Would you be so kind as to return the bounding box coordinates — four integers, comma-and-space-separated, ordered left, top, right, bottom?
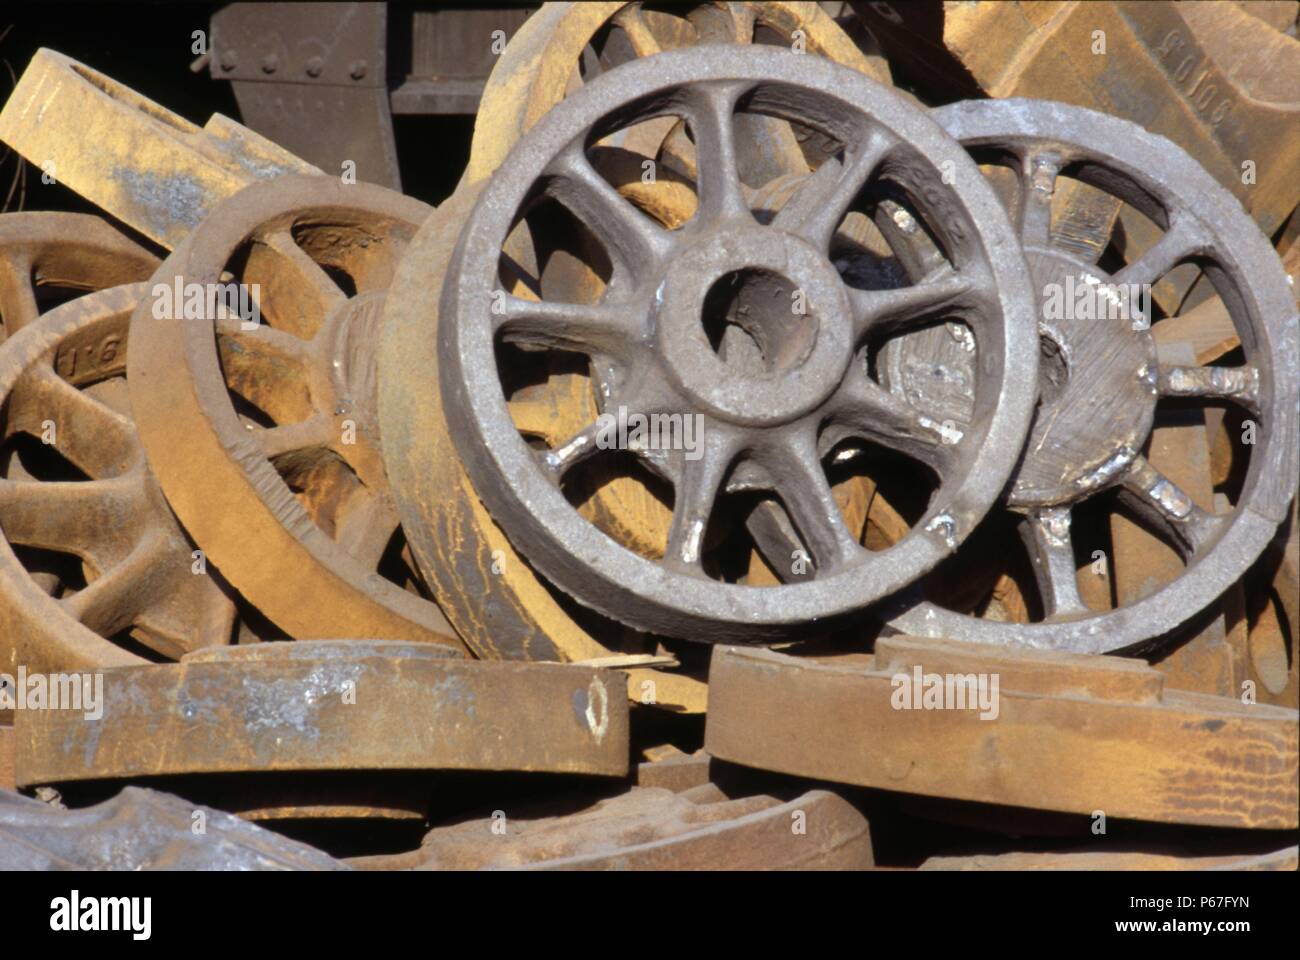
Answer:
1008, 247, 1159, 507
655, 227, 853, 427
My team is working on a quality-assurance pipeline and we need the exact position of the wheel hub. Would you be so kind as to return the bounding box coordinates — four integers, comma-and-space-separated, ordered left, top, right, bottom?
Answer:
1009, 247, 1159, 507
657, 226, 852, 426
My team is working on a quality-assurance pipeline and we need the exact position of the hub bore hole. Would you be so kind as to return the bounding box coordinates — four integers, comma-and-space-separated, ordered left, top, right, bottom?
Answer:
700, 269, 817, 376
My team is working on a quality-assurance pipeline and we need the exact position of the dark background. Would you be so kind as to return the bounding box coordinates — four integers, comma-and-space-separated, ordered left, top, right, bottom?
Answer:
0, 1, 474, 217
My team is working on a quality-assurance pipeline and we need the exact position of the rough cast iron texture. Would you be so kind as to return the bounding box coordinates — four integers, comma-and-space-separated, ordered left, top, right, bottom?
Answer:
0, 786, 346, 870
873, 99, 1300, 653
350, 784, 873, 870
704, 637, 1300, 828
463, 1, 890, 185
437, 45, 1040, 641
0, 212, 160, 342
0, 284, 240, 677
127, 176, 462, 650
0, 50, 319, 250
16, 641, 630, 785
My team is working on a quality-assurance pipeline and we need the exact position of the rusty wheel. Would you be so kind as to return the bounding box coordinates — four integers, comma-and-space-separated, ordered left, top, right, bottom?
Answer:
127, 176, 462, 650
466, 1, 889, 185
0, 212, 159, 341
0, 283, 239, 676
436, 48, 1038, 641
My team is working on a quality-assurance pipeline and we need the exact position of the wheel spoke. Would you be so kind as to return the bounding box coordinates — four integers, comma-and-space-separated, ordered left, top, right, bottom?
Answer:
664, 431, 735, 571
0, 254, 39, 334
260, 228, 349, 320
1016, 148, 1061, 247
546, 144, 673, 280
1110, 216, 1209, 290
217, 315, 316, 364
689, 2, 755, 42
767, 432, 862, 572
336, 490, 398, 570
831, 375, 958, 475
849, 272, 979, 341
540, 419, 606, 481
611, 6, 662, 56
16, 367, 136, 477
254, 412, 336, 460
680, 81, 751, 222
1018, 506, 1090, 620
60, 535, 168, 636
772, 127, 895, 250
1120, 454, 1227, 558
0, 476, 134, 552
494, 295, 641, 359
1157, 363, 1259, 414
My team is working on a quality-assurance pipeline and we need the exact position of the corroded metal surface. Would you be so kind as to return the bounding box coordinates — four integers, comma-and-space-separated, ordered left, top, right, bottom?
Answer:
127, 176, 461, 649
350, 785, 872, 870
438, 47, 1038, 640
0, 50, 319, 249
0, 786, 346, 870
872, 99, 1300, 654
16, 641, 629, 785
705, 637, 1300, 828
2, 15, 1297, 873
0, 213, 159, 341
379, 179, 708, 711
920, 846, 1300, 872
852, 1, 1300, 314
466, 1, 891, 184
209, 1, 401, 189
0, 284, 240, 676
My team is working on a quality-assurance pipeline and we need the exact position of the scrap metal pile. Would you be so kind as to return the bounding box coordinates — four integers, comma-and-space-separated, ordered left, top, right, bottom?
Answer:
0, 1, 1297, 871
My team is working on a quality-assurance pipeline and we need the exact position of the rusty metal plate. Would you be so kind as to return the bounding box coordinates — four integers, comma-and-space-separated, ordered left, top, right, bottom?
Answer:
350, 785, 871, 870
920, 846, 1299, 871
0, 283, 240, 676
0, 785, 345, 870
127, 175, 461, 649
16, 641, 629, 786
466, 1, 891, 185
436, 47, 1038, 640
0, 50, 319, 250
392, 7, 536, 115
869, 98, 1300, 654
704, 636, 1299, 828
0, 213, 159, 342
379, 181, 708, 711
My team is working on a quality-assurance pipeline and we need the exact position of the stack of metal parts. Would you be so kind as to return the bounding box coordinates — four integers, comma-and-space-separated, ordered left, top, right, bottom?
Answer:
0, 1, 1297, 871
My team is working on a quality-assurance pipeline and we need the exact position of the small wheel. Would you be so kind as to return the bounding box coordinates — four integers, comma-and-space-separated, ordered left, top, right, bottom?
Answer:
127, 176, 462, 650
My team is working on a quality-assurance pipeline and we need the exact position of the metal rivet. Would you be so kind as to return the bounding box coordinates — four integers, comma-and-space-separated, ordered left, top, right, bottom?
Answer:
261, 54, 279, 74
349, 59, 367, 80
305, 56, 324, 78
